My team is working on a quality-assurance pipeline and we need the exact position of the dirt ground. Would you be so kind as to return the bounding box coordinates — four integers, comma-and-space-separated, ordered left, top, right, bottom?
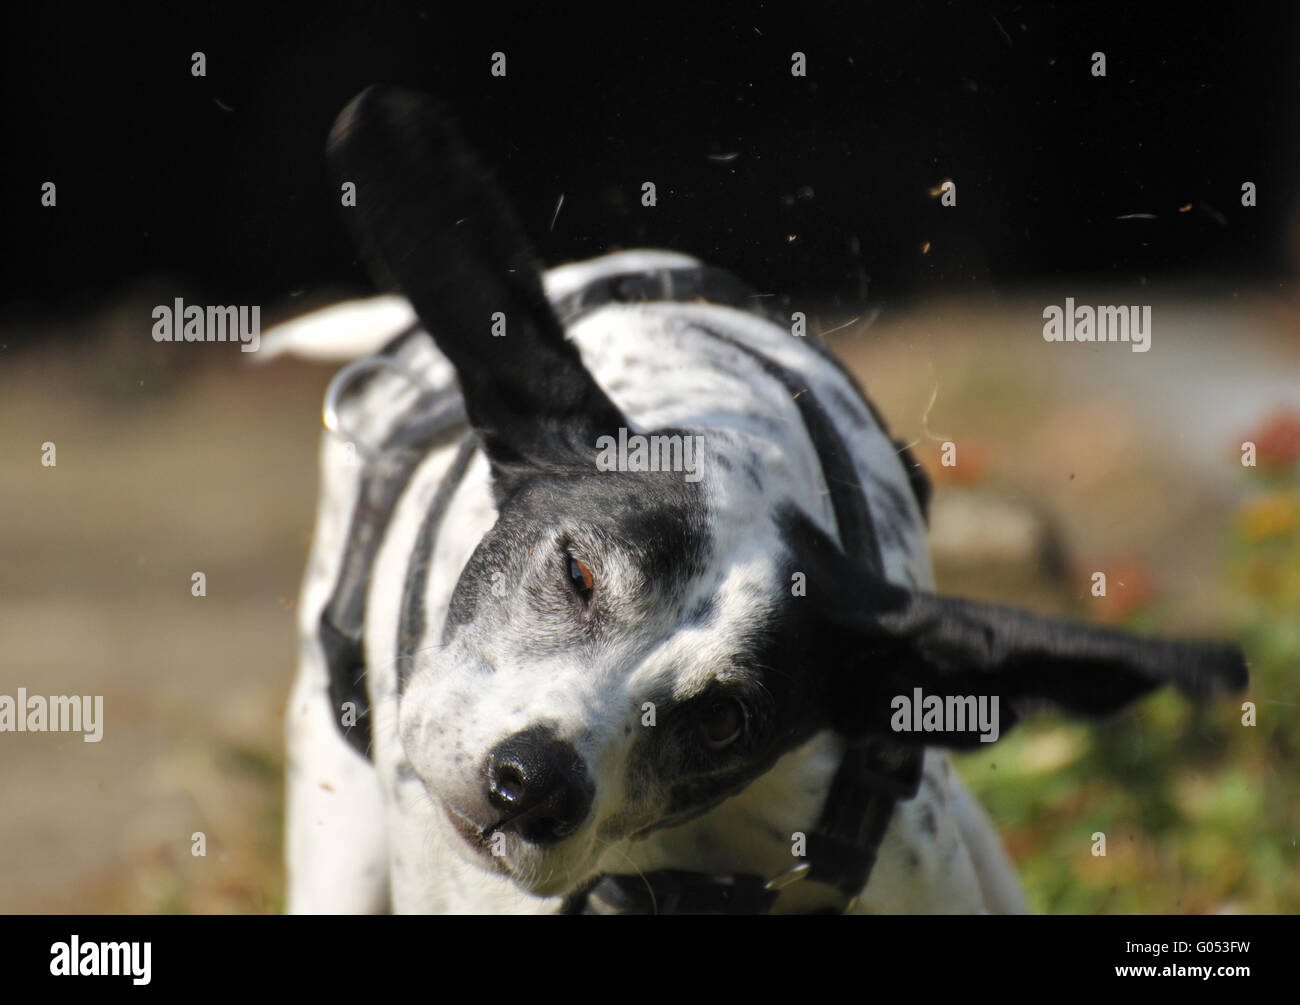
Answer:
1, 285, 1297, 913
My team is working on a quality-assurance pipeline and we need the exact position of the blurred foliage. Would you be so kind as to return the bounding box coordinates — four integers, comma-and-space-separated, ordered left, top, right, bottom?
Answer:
956, 423, 1300, 914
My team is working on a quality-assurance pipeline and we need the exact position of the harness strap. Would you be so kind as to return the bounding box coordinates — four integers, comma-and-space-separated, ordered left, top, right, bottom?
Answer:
318, 345, 467, 757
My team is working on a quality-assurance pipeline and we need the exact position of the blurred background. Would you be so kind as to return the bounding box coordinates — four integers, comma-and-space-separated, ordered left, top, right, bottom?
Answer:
1, 2, 1297, 913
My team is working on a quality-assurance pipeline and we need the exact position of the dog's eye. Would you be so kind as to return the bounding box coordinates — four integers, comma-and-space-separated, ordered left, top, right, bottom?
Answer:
567, 554, 595, 601
701, 698, 744, 749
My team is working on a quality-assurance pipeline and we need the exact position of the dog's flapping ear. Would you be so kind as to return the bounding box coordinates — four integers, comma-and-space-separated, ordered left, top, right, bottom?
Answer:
328, 85, 625, 495
782, 511, 1249, 748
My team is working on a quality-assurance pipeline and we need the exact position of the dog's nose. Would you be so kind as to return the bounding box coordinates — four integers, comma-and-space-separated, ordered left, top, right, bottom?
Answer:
484, 725, 594, 845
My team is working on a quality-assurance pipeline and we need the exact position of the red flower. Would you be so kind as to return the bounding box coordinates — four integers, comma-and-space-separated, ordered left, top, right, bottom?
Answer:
1245, 410, 1300, 470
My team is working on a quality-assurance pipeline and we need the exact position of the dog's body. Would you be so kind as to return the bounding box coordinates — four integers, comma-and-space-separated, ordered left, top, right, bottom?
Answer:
282, 248, 1026, 914
278, 87, 1246, 915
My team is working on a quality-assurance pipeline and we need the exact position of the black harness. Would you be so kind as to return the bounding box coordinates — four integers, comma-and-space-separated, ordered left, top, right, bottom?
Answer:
319, 264, 930, 913
319, 359, 469, 758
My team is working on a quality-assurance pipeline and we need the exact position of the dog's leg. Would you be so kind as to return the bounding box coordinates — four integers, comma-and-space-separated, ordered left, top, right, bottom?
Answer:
284, 650, 389, 912
284, 432, 389, 913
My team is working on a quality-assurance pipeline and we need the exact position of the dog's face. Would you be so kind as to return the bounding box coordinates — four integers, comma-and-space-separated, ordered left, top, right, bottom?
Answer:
332, 85, 1249, 899
399, 452, 840, 894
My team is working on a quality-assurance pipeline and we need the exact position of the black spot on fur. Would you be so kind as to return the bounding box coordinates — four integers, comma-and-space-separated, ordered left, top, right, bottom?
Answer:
685, 595, 716, 626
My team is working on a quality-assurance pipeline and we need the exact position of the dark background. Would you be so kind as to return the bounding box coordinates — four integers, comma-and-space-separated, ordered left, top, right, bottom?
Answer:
3, 1, 1298, 336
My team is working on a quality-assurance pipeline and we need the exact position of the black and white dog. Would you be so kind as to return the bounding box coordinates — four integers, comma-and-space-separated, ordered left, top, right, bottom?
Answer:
276, 86, 1247, 914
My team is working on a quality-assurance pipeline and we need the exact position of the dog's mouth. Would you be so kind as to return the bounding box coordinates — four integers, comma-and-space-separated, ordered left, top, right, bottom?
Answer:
443, 804, 510, 873
441, 800, 604, 897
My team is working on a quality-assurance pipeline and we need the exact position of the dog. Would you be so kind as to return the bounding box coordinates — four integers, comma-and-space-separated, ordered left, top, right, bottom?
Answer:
275, 86, 1248, 914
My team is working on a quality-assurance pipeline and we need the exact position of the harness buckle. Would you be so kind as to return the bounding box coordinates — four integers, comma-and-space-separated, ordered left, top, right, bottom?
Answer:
762, 861, 811, 892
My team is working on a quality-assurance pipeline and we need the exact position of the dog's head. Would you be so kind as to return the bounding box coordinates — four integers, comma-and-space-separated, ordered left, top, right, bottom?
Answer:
331, 86, 1248, 897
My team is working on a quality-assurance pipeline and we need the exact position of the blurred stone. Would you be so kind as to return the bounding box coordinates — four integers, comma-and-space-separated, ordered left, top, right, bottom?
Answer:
927, 487, 1066, 579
